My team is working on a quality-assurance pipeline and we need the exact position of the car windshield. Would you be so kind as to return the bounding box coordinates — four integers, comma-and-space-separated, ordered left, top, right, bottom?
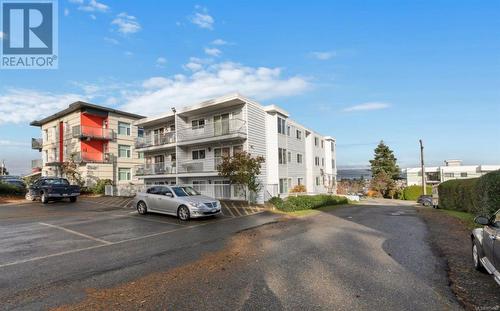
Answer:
181, 186, 201, 196
171, 187, 189, 197
45, 179, 69, 185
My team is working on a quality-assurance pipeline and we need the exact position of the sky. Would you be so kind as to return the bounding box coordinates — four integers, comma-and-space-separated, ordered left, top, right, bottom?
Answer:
0, 0, 499, 175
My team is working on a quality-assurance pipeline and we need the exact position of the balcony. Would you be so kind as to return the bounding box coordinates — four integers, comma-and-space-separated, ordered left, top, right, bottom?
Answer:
135, 162, 176, 176
135, 132, 176, 149
31, 159, 43, 169
74, 151, 113, 164
72, 125, 115, 140
177, 119, 246, 145
32, 138, 43, 151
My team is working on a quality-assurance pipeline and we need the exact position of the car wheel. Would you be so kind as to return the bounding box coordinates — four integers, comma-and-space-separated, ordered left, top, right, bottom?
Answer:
472, 243, 485, 272
137, 201, 148, 215
178, 205, 190, 221
25, 193, 35, 201
41, 193, 49, 204
423, 201, 431, 207
70, 197, 77, 203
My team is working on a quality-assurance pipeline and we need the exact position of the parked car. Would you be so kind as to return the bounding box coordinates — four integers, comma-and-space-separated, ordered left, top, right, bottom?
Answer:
471, 210, 500, 286
0, 176, 26, 191
133, 185, 221, 221
25, 177, 80, 204
417, 195, 432, 207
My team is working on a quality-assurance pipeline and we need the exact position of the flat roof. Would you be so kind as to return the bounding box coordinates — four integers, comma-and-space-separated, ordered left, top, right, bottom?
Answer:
30, 101, 145, 126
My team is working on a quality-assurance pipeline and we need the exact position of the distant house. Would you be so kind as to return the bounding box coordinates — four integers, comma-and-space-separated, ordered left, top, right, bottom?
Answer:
402, 160, 500, 186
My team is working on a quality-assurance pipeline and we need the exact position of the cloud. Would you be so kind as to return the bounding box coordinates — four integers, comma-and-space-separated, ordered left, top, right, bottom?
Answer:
211, 39, 227, 45
189, 6, 214, 30
0, 140, 29, 147
310, 51, 335, 60
120, 61, 310, 116
90, 14, 96, 20
112, 12, 141, 35
204, 47, 221, 57
64, 8, 70, 16
78, 0, 109, 12
104, 37, 119, 45
0, 32, 4, 39
343, 102, 390, 112
124, 51, 133, 57
156, 57, 167, 68
0, 89, 84, 125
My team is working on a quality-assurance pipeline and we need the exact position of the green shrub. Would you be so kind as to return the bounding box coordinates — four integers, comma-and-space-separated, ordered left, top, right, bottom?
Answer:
437, 170, 500, 216
269, 194, 348, 212
0, 182, 25, 196
402, 185, 433, 201
88, 179, 113, 195
475, 170, 500, 215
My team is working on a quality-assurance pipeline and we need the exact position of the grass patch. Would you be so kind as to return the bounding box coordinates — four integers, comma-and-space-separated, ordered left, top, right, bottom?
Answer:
438, 209, 479, 229
272, 204, 349, 217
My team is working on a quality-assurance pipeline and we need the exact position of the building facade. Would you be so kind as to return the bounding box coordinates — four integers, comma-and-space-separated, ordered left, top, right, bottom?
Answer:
402, 160, 500, 186
31, 102, 145, 194
133, 94, 337, 203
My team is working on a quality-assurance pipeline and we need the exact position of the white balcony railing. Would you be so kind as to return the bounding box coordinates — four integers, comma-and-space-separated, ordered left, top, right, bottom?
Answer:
72, 126, 115, 140
177, 119, 246, 142
135, 162, 176, 176
73, 151, 112, 163
180, 184, 247, 201
135, 132, 176, 149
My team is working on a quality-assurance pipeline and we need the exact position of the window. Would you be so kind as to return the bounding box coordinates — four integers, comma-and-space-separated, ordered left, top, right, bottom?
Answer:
118, 145, 131, 158
460, 172, 468, 177
154, 155, 165, 163
298, 178, 303, 185
193, 180, 207, 192
137, 152, 144, 159
118, 168, 131, 181
332, 159, 335, 168
331, 142, 334, 151
192, 149, 206, 160
315, 156, 320, 166
138, 127, 144, 138
278, 148, 287, 164
297, 153, 303, 164
314, 137, 318, 146
118, 122, 131, 136
316, 176, 320, 186
287, 125, 290, 136
296, 130, 302, 140
43, 129, 48, 142
43, 150, 48, 163
277, 117, 286, 134
322, 158, 325, 166
444, 173, 454, 178
321, 140, 324, 148
288, 151, 291, 163
191, 119, 205, 129
279, 178, 288, 194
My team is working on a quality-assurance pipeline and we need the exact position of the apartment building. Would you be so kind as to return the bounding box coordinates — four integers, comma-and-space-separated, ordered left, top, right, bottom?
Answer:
133, 93, 337, 203
31, 102, 145, 193
402, 159, 500, 186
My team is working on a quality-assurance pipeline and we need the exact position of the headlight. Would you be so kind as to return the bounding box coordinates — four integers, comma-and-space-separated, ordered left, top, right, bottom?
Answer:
189, 201, 204, 209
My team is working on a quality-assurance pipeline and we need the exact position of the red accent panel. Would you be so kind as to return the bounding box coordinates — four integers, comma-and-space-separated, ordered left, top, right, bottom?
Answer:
81, 113, 106, 127
81, 140, 104, 161
59, 121, 64, 162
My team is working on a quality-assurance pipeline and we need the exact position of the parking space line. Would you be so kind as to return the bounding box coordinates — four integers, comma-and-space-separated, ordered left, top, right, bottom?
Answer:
38, 222, 112, 245
222, 204, 235, 217
0, 211, 266, 269
229, 202, 243, 216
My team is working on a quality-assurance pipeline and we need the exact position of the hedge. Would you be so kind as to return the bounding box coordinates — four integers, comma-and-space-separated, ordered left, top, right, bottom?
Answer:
438, 170, 500, 215
402, 185, 433, 201
0, 182, 26, 196
269, 194, 348, 212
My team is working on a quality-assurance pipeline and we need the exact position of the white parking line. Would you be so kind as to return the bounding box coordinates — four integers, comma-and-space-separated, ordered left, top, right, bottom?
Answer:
38, 222, 112, 245
0, 211, 265, 269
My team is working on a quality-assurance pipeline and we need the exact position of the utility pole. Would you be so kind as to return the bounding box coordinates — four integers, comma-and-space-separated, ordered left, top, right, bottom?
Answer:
419, 139, 426, 195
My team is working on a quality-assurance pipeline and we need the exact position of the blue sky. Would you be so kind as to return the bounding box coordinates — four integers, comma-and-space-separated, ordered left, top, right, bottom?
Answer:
1, 0, 499, 174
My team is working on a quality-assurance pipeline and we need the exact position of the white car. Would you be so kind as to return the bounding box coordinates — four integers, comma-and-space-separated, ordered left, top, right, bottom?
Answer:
133, 186, 222, 221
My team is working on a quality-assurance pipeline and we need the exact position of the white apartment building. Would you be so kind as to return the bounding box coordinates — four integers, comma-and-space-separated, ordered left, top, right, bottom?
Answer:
133, 93, 337, 203
402, 159, 500, 186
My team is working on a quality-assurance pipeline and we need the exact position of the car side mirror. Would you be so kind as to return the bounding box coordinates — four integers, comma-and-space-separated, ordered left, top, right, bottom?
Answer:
474, 216, 490, 226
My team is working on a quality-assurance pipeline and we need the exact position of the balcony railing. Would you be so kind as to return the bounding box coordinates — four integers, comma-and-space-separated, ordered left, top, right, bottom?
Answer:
178, 160, 206, 173
31, 159, 43, 169
74, 151, 113, 164
177, 119, 246, 142
135, 132, 176, 149
134, 162, 176, 176
72, 126, 115, 140
32, 138, 43, 150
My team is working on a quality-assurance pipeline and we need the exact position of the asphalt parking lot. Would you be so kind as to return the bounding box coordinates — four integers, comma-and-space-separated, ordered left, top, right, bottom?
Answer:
0, 197, 265, 269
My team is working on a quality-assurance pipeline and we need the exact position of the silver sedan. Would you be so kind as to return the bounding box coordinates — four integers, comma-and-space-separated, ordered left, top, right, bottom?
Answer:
133, 186, 222, 221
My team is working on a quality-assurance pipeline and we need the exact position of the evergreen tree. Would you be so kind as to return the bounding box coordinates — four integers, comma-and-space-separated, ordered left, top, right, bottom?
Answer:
369, 140, 400, 180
